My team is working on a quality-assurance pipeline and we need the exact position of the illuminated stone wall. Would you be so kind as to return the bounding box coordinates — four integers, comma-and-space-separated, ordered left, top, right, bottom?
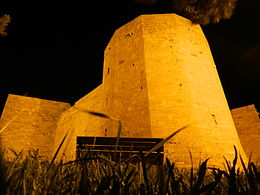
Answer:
52, 14, 248, 167
102, 16, 152, 138
1, 14, 257, 168
96, 14, 248, 168
0, 94, 70, 159
52, 85, 106, 159
231, 105, 260, 164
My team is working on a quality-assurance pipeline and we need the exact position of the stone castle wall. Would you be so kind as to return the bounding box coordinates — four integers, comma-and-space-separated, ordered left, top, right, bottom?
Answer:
98, 14, 248, 168
102, 16, 152, 137
52, 85, 106, 159
0, 14, 259, 167
0, 94, 70, 159
231, 105, 260, 163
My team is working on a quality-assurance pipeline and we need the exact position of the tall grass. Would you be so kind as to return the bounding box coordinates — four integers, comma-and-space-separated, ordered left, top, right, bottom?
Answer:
0, 110, 259, 194
0, 147, 259, 194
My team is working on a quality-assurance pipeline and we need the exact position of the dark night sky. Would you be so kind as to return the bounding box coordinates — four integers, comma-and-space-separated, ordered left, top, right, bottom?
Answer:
0, 0, 259, 115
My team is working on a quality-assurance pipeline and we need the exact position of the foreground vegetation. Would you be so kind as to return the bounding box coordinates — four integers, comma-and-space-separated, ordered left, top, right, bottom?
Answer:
0, 112, 259, 194
0, 148, 259, 195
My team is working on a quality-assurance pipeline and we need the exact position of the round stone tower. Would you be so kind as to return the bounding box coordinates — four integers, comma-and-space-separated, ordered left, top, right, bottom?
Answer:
101, 14, 247, 168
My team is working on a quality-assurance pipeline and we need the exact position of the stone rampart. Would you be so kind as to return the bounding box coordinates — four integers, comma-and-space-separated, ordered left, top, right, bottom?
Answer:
0, 94, 70, 159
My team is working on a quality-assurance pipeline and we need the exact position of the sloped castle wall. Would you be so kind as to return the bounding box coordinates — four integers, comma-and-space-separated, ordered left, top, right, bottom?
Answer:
52, 85, 106, 160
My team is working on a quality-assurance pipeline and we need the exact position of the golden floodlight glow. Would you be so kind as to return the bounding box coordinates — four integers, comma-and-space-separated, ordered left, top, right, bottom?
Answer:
52, 14, 248, 168
1, 14, 258, 168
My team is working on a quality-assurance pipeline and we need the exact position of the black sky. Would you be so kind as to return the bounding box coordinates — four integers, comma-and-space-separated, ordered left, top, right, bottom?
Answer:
0, 0, 259, 115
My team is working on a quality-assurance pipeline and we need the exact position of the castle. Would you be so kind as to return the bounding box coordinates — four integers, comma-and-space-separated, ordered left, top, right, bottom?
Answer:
0, 14, 259, 168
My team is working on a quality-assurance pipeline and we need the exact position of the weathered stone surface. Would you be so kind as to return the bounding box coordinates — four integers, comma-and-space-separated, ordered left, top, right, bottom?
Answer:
53, 14, 247, 168
52, 85, 106, 159
231, 105, 260, 164
1, 14, 257, 169
0, 94, 70, 159
99, 14, 247, 168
